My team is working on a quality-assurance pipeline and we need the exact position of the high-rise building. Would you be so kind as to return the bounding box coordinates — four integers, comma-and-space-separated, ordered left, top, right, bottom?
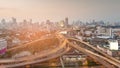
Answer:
0, 19, 6, 29
11, 17, 17, 30
29, 19, 32, 23
65, 17, 68, 27
59, 20, 65, 27
46, 20, 51, 25
1, 19, 6, 24
12, 17, 17, 23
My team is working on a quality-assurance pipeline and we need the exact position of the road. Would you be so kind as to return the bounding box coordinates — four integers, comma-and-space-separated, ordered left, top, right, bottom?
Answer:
0, 31, 120, 68
7, 34, 55, 52
4, 40, 70, 68
0, 39, 67, 63
0, 36, 71, 68
73, 36, 120, 64
58, 33, 120, 68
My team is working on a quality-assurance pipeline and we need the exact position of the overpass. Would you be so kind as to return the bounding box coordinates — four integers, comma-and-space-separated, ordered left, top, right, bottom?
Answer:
58, 33, 120, 68
0, 32, 120, 68
0, 35, 70, 68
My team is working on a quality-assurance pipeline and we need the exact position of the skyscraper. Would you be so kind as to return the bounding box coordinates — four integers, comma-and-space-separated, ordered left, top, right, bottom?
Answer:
1, 19, 6, 24
65, 17, 68, 28
12, 17, 17, 23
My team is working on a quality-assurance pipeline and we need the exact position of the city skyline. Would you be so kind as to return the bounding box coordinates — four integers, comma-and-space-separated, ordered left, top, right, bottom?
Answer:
0, 0, 120, 22
0, 1, 120, 67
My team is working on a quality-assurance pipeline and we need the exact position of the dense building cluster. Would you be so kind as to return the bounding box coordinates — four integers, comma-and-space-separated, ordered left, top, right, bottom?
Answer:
0, 17, 69, 56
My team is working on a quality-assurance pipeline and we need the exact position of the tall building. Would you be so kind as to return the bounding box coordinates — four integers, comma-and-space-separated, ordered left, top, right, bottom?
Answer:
65, 17, 68, 27
46, 20, 50, 25
12, 17, 17, 23
1, 19, 6, 24
29, 19, 32, 23
59, 20, 65, 27
11, 17, 17, 30
0, 19, 6, 29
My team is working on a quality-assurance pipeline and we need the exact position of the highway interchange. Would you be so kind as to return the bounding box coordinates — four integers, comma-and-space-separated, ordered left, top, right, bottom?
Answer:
0, 31, 120, 68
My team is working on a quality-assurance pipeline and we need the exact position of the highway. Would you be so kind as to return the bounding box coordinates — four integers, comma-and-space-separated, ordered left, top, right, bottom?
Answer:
4, 43, 70, 68
0, 31, 120, 68
0, 35, 71, 68
0, 39, 67, 63
58, 33, 120, 68
66, 40, 115, 68
71, 36, 120, 64
7, 34, 55, 52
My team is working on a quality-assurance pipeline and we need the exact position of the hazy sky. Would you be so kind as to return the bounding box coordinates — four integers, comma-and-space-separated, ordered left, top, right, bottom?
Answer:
0, 0, 120, 22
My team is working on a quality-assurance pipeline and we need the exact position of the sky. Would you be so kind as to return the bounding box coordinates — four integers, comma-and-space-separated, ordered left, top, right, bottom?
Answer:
0, 0, 120, 22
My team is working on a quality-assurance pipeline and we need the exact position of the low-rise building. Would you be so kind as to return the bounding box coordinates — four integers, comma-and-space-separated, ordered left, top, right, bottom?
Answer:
108, 40, 119, 50
0, 38, 7, 55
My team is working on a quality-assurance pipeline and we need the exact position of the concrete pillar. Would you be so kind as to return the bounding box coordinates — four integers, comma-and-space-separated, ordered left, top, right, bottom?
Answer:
60, 56, 65, 68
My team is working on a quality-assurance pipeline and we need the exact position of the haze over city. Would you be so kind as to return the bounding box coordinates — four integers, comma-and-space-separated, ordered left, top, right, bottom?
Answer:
1, 0, 120, 68
0, 0, 120, 22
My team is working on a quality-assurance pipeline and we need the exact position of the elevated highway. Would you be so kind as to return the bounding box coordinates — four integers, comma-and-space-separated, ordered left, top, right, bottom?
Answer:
59, 33, 120, 68
0, 39, 67, 63
4, 43, 70, 68
0, 35, 70, 68
0, 32, 120, 68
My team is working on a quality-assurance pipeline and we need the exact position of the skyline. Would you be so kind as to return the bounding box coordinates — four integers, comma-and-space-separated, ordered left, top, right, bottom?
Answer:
0, 0, 120, 22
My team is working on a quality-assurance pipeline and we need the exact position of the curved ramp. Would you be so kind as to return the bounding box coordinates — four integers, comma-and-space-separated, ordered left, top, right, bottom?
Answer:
5, 44, 70, 68
0, 39, 67, 63
67, 38, 120, 68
